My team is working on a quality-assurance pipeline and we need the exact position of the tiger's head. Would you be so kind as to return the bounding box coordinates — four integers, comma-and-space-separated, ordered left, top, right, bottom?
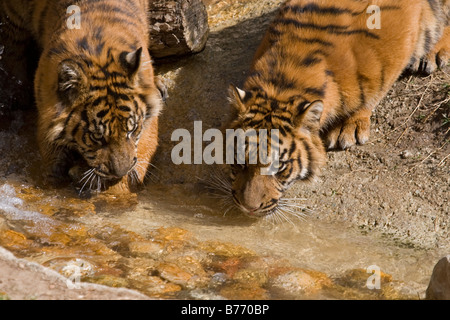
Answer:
226, 86, 326, 218
36, 47, 163, 189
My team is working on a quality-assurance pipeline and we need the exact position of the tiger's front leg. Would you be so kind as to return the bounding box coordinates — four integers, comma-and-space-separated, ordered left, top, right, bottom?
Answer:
325, 108, 372, 150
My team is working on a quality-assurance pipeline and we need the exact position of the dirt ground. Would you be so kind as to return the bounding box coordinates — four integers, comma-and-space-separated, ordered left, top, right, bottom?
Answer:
0, 0, 449, 300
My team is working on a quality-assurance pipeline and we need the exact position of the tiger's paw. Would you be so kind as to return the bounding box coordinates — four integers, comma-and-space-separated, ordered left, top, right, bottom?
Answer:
411, 49, 449, 75
436, 49, 450, 70
325, 113, 371, 150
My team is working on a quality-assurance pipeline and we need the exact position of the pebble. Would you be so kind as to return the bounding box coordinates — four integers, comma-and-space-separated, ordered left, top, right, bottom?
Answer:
400, 150, 413, 159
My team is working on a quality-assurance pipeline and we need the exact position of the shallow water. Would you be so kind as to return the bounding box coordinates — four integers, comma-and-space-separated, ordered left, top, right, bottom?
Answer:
0, 180, 444, 299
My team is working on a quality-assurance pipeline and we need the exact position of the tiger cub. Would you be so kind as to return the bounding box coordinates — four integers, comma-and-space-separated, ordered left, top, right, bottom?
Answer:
0, 0, 164, 193
227, 0, 450, 217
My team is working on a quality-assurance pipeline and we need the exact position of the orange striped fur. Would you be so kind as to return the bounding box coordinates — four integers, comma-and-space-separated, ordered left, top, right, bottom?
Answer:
1, 0, 163, 194
227, 0, 450, 217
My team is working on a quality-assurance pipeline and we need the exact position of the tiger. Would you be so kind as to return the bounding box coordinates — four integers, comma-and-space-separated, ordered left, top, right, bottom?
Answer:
0, 0, 164, 194
226, 0, 450, 218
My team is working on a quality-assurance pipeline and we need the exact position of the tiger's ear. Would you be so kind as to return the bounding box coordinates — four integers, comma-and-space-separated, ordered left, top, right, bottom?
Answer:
228, 85, 252, 115
293, 100, 323, 130
120, 47, 143, 77
57, 60, 87, 106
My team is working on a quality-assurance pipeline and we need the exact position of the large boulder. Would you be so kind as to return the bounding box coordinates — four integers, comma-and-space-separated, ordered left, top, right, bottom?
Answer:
426, 256, 450, 300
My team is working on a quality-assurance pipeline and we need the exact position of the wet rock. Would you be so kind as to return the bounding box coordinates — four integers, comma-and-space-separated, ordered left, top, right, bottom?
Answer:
212, 257, 242, 277
17, 186, 96, 217
155, 227, 193, 242
0, 229, 33, 251
144, 276, 182, 297
86, 275, 129, 288
157, 262, 194, 288
426, 256, 450, 300
220, 282, 269, 300
0, 216, 8, 231
128, 241, 165, 259
151, 227, 194, 253
233, 267, 269, 286
329, 268, 416, 300
123, 257, 183, 298
209, 273, 228, 288
272, 269, 332, 296
200, 241, 256, 258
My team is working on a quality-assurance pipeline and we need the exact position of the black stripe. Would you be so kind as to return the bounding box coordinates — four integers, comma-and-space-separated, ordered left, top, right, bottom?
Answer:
304, 83, 327, 98
282, 4, 357, 16
77, 36, 90, 52
48, 43, 68, 57
300, 50, 328, 67
118, 105, 131, 112
426, 0, 440, 15
90, 85, 106, 92
357, 74, 367, 107
62, 109, 76, 131
272, 114, 294, 124
111, 81, 132, 90
280, 148, 288, 161
268, 26, 283, 38
80, 109, 89, 125
96, 109, 109, 118
294, 37, 334, 47
274, 18, 380, 39
108, 90, 131, 102
277, 126, 288, 137
300, 140, 313, 180
266, 73, 296, 90
424, 29, 433, 54
71, 123, 80, 137
380, 67, 385, 91
289, 141, 296, 155
270, 101, 279, 110
301, 56, 322, 67
95, 41, 106, 56
92, 96, 107, 107
262, 199, 278, 210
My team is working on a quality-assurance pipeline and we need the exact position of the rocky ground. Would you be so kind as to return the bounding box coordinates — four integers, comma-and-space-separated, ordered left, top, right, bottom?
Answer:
0, 0, 449, 300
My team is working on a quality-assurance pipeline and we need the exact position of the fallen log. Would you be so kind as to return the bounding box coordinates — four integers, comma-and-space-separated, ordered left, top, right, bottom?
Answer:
148, 0, 209, 59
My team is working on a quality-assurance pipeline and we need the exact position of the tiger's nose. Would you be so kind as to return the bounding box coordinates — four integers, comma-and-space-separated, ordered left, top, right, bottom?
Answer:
110, 157, 137, 178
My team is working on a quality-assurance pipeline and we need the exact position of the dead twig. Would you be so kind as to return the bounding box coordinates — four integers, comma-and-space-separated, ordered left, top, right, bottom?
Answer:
404, 139, 449, 175
422, 96, 450, 123
438, 153, 450, 167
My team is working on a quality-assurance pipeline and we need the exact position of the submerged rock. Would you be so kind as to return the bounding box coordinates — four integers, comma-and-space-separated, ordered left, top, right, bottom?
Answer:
426, 256, 450, 300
